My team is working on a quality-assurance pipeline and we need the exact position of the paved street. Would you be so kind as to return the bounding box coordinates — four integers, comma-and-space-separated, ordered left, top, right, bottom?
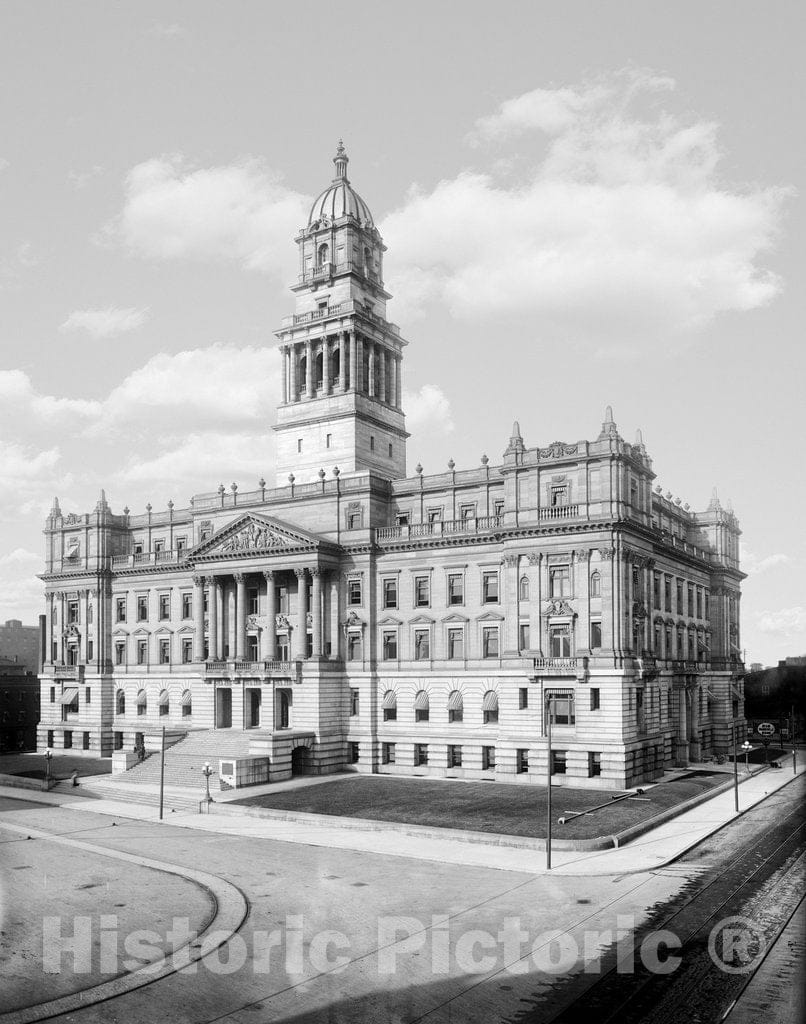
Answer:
0, 771, 802, 1023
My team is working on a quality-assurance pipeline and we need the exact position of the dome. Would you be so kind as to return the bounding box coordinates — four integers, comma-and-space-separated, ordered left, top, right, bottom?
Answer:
308, 141, 374, 228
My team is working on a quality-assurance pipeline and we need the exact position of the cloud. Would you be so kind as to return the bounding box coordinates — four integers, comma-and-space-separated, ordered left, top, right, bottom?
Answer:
741, 545, 791, 576
149, 22, 187, 38
59, 306, 150, 339
113, 432, 270, 491
0, 548, 46, 623
68, 165, 104, 190
0, 370, 100, 422
103, 156, 310, 279
17, 242, 40, 268
403, 384, 455, 435
757, 607, 806, 635
383, 68, 790, 341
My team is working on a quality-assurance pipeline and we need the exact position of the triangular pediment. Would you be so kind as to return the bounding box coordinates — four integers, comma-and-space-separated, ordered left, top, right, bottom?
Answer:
192, 512, 329, 560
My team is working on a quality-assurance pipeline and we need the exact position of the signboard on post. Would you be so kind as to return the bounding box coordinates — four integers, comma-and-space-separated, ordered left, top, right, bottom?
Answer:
757, 722, 775, 737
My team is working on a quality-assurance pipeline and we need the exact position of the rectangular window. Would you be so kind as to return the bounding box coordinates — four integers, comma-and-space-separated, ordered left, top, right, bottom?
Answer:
369, 435, 375, 451
159, 639, 170, 664
176, 537, 187, 553
383, 703, 397, 722
482, 626, 499, 658
448, 744, 462, 768
248, 587, 259, 614
64, 730, 73, 750
382, 742, 395, 765
182, 593, 192, 619
248, 636, 259, 661
348, 578, 362, 605
687, 584, 694, 617
133, 542, 143, 555
137, 595, 148, 622
395, 511, 410, 525
676, 580, 684, 613
388, 443, 393, 458
590, 688, 600, 711
447, 627, 464, 660
549, 566, 569, 597
653, 573, 661, 608
459, 503, 476, 521
493, 499, 505, 516
519, 622, 531, 650
414, 743, 428, 767
383, 578, 398, 608
551, 486, 568, 507
588, 752, 602, 777
426, 507, 442, 523
326, 433, 332, 448
114, 731, 123, 751
517, 748, 529, 774
68, 601, 79, 624
551, 750, 567, 774
549, 695, 575, 726
181, 638, 193, 664
137, 640, 147, 665
447, 573, 464, 605
47, 729, 54, 747
347, 633, 361, 661
414, 629, 430, 661
50, 686, 56, 703
297, 438, 303, 453
348, 742, 359, 764
154, 539, 164, 553
590, 620, 602, 649
85, 687, 91, 705
414, 576, 430, 607
350, 689, 359, 716
482, 746, 496, 770
347, 511, 361, 529
382, 631, 397, 660
115, 642, 125, 665
696, 588, 703, 619
664, 577, 672, 612
159, 594, 170, 620
519, 687, 529, 710
549, 625, 572, 658
87, 640, 94, 661
482, 571, 499, 603
278, 586, 289, 614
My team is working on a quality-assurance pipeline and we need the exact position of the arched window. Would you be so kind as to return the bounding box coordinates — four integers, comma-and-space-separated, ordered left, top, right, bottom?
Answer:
364, 246, 372, 274
317, 243, 329, 266
116, 689, 126, 716
519, 576, 529, 601
414, 689, 430, 723
158, 689, 169, 717
447, 689, 463, 723
314, 350, 324, 390
136, 689, 147, 716
382, 689, 397, 722
590, 571, 601, 598
482, 690, 499, 725
87, 604, 94, 624
181, 689, 192, 718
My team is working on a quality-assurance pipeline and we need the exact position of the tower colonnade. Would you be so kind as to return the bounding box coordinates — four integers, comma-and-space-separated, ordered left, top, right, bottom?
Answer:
281, 330, 402, 409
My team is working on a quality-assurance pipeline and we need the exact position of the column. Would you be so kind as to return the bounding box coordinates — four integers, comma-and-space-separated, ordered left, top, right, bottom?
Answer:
357, 335, 364, 392
235, 573, 247, 661
193, 576, 205, 661
323, 337, 331, 395
263, 570, 277, 660
349, 330, 357, 392
329, 575, 340, 659
304, 340, 313, 398
207, 576, 218, 661
295, 568, 308, 659
379, 347, 387, 402
368, 342, 376, 398
395, 356, 402, 409
339, 331, 347, 392
58, 592, 65, 663
282, 346, 288, 403
289, 344, 298, 402
311, 569, 323, 658
80, 589, 89, 663
46, 593, 54, 664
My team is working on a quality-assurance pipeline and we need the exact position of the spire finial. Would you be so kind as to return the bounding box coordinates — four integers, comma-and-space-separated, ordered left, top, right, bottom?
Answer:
598, 405, 619, 440
333, 139, 349, 181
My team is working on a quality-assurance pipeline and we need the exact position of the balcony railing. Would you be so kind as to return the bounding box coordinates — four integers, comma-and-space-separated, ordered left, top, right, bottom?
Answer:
539, 504, 579, 520
44, 663, 85, 681
376, 516, 504, 543
534, 657, 579, 674
204, 660, 298, 676
112, 550, 187, 569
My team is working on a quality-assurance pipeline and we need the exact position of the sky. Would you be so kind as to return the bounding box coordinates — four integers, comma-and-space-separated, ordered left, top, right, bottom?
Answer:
0, 0, 803, 666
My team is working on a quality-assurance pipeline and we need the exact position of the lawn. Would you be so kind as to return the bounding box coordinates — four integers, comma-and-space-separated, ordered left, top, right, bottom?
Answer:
0, 752, 112, 780
232, 771, 729, 840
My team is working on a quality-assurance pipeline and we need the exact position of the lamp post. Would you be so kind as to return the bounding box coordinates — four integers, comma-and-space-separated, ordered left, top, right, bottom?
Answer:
44, 747, 53, 788
732, 719, 739, 813
202, 761, 214, 805
545, 694, 553, 871
741, 740, 752, 774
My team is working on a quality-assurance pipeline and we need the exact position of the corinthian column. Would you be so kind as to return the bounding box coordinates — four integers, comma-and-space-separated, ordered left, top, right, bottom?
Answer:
323, 337, 331, 395
339, 331, 347, 392
235, 573, 247, 661
295, 568, 309, 659
263, 570, 277, 660
305, 340, 314, 398
311, 569, 323, 658
379, 347, 387, 402
207, 576, 219, 660
193, 576, 205, 661
368, 342, 376, 398
349, 330, 357, 391
395, 356, 402, 410
289, 344, 298, 401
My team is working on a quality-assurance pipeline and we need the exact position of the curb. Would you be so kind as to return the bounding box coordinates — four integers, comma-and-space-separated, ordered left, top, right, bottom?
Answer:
0, 820, 249, 1024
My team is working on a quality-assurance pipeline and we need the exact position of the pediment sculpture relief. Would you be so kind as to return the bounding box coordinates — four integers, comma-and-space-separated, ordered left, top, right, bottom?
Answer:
219, 522, 293, 553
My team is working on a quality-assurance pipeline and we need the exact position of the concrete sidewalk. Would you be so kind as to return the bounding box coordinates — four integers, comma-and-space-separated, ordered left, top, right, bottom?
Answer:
1, 762, 802, 876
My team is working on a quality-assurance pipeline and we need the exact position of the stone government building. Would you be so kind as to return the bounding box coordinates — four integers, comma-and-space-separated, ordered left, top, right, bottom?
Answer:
38, 144, 745, 789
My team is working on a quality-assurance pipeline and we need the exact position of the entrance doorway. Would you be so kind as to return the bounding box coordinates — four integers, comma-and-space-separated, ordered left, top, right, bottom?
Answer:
245, 688, 261, 728
216, 688, 232, 728
291, 746, 310, 775
276, 689, 291, 729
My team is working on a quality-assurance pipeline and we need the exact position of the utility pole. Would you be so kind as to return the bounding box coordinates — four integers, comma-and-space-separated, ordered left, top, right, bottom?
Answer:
546, 695, 553, 871
793, 704, 797, 774
159, 726, 166, 821
732, 718, 739, 812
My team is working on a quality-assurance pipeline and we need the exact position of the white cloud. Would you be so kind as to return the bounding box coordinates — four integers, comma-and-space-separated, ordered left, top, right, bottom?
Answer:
741, 544, 791, 575
0, 370, 100, 422
150, 22, 187, 38
59, 306, 150, 339
104, 156, 310, 279
68, 165, 104, 190
0, 548, 46, 623
403, 384, 455, 435
114, 432, 270, 491
757, 607, 806, 635
383, 68, 789, 340
17, 242, 40, 268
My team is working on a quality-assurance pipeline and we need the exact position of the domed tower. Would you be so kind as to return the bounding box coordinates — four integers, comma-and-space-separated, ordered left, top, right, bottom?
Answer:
273, 142, 408, 485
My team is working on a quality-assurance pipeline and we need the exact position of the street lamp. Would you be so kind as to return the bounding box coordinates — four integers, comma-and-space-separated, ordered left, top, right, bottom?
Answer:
545, 694, 554, 871
44, 747, 53, 787
741, 740, 752, 774
202, 761, 214, 804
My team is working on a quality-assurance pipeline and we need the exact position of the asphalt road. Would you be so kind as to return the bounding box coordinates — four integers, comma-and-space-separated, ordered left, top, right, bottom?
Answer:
0, 776, 802, 1024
